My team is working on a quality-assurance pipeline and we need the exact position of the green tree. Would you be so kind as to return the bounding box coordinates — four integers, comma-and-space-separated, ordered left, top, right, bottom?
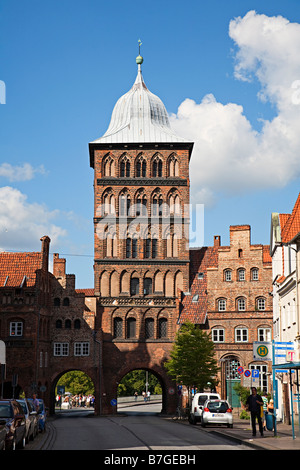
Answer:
165, 322, 219, 391
117, 370, 162, 397
57, 371, 94, 396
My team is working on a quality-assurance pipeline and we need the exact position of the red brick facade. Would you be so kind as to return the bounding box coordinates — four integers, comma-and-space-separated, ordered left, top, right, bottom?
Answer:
89, 142, 193, 414
0, 239, 99, 414
181, 225, 273, 401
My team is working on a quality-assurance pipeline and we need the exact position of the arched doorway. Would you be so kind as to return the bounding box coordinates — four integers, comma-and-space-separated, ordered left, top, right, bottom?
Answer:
51, 370, 96, 415
116, 368, 163, 414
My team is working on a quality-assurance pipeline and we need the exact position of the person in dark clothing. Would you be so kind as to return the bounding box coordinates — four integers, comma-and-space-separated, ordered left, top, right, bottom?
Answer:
246, 387, 264, 437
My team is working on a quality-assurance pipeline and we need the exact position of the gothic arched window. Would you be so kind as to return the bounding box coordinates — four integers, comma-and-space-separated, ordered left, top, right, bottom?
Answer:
120, 156, 130, 177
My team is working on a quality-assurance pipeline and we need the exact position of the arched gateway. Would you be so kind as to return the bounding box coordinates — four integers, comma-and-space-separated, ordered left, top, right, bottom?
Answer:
88, 50, 194, 415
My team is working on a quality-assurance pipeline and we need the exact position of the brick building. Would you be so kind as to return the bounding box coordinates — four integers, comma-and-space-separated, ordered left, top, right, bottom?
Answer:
180, 225, 273, 404
48, 254, 98, 415
0, 236, 52, 398
0, 237, 99, 413
88, 53, 193, 414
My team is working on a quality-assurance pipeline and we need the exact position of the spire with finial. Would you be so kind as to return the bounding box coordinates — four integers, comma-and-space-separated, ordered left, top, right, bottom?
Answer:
136, 39, 143, 66
90, 38, 189, 144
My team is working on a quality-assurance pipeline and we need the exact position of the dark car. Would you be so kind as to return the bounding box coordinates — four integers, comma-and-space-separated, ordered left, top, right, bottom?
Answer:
0, 417, 6, 450
17, 399, 38, 443
0, 399, 26, 450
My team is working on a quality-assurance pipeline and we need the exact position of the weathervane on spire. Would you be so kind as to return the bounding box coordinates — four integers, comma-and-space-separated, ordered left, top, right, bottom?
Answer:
136, 39, 143, 65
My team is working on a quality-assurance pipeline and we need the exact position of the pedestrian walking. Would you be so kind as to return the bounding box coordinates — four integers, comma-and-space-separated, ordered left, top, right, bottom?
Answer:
246, 387, 264, 437
267, 399, 275, 431
32, 393, 40, 412
262, 390, 268, 431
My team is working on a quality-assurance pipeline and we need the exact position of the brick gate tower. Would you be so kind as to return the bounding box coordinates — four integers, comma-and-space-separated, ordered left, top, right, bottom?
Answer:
89, 48, 193, 414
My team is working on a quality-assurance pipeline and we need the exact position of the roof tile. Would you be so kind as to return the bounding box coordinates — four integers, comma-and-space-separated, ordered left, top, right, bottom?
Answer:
0, 252, 42, 287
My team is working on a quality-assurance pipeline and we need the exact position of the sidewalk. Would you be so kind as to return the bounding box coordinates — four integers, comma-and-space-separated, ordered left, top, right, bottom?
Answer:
193, 416, 300, 450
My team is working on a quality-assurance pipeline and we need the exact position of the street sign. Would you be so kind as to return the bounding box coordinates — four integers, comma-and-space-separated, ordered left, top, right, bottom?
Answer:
251, 369, 260, 386
0, 341, 5, 365
110, 399, 117, 406
274, 341, 294, 365
243, 370, 251, 387
237, 366, 244, 375
253, 342, 272, 361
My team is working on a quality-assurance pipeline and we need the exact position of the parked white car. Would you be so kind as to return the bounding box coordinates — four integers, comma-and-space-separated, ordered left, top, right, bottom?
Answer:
189, 392, 220, 425
201, 399, 233, 428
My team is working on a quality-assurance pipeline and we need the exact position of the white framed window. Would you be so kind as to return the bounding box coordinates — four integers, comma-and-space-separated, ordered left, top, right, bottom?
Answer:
238, 269, 245, 281
257, 297, 266, 311
10, 321, 23, 336
54, 342, 69, 356
212, 328, 224, 342
224, 269, 232, 282
258, 327, 271, 342
251, 364, 268, 392
251, 268, 259, 281
235, 327, 248, 342
237, 297, 246, 311
74, 342, 90, 356
218, 298, 226, 312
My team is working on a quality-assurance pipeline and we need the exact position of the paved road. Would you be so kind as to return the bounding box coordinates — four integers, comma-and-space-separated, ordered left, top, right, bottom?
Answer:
29, 403, 250, 451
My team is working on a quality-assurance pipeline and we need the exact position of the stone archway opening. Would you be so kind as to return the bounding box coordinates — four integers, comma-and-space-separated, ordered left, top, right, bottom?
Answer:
52, 369, 96, 415
116, 368, 163, 415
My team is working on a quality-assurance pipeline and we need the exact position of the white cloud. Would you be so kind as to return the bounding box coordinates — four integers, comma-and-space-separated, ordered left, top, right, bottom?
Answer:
0, 186, 67, 250
0, 162, 46, 182
170, 10, 300, 205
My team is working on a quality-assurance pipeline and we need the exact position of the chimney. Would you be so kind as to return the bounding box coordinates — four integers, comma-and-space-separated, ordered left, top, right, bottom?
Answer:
214, 235, 221, 247
40, 236, 50, 271
53, 253, 66, 277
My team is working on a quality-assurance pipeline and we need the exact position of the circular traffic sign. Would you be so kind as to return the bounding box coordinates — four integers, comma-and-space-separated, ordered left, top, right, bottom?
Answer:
257, 344, 269, 357
237, 366, 244, 374
244, 369, 251, 377
110, 399, 117, 406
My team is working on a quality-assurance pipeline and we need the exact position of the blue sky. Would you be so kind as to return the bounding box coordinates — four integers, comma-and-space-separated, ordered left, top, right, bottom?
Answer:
0, 0, 300, 288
